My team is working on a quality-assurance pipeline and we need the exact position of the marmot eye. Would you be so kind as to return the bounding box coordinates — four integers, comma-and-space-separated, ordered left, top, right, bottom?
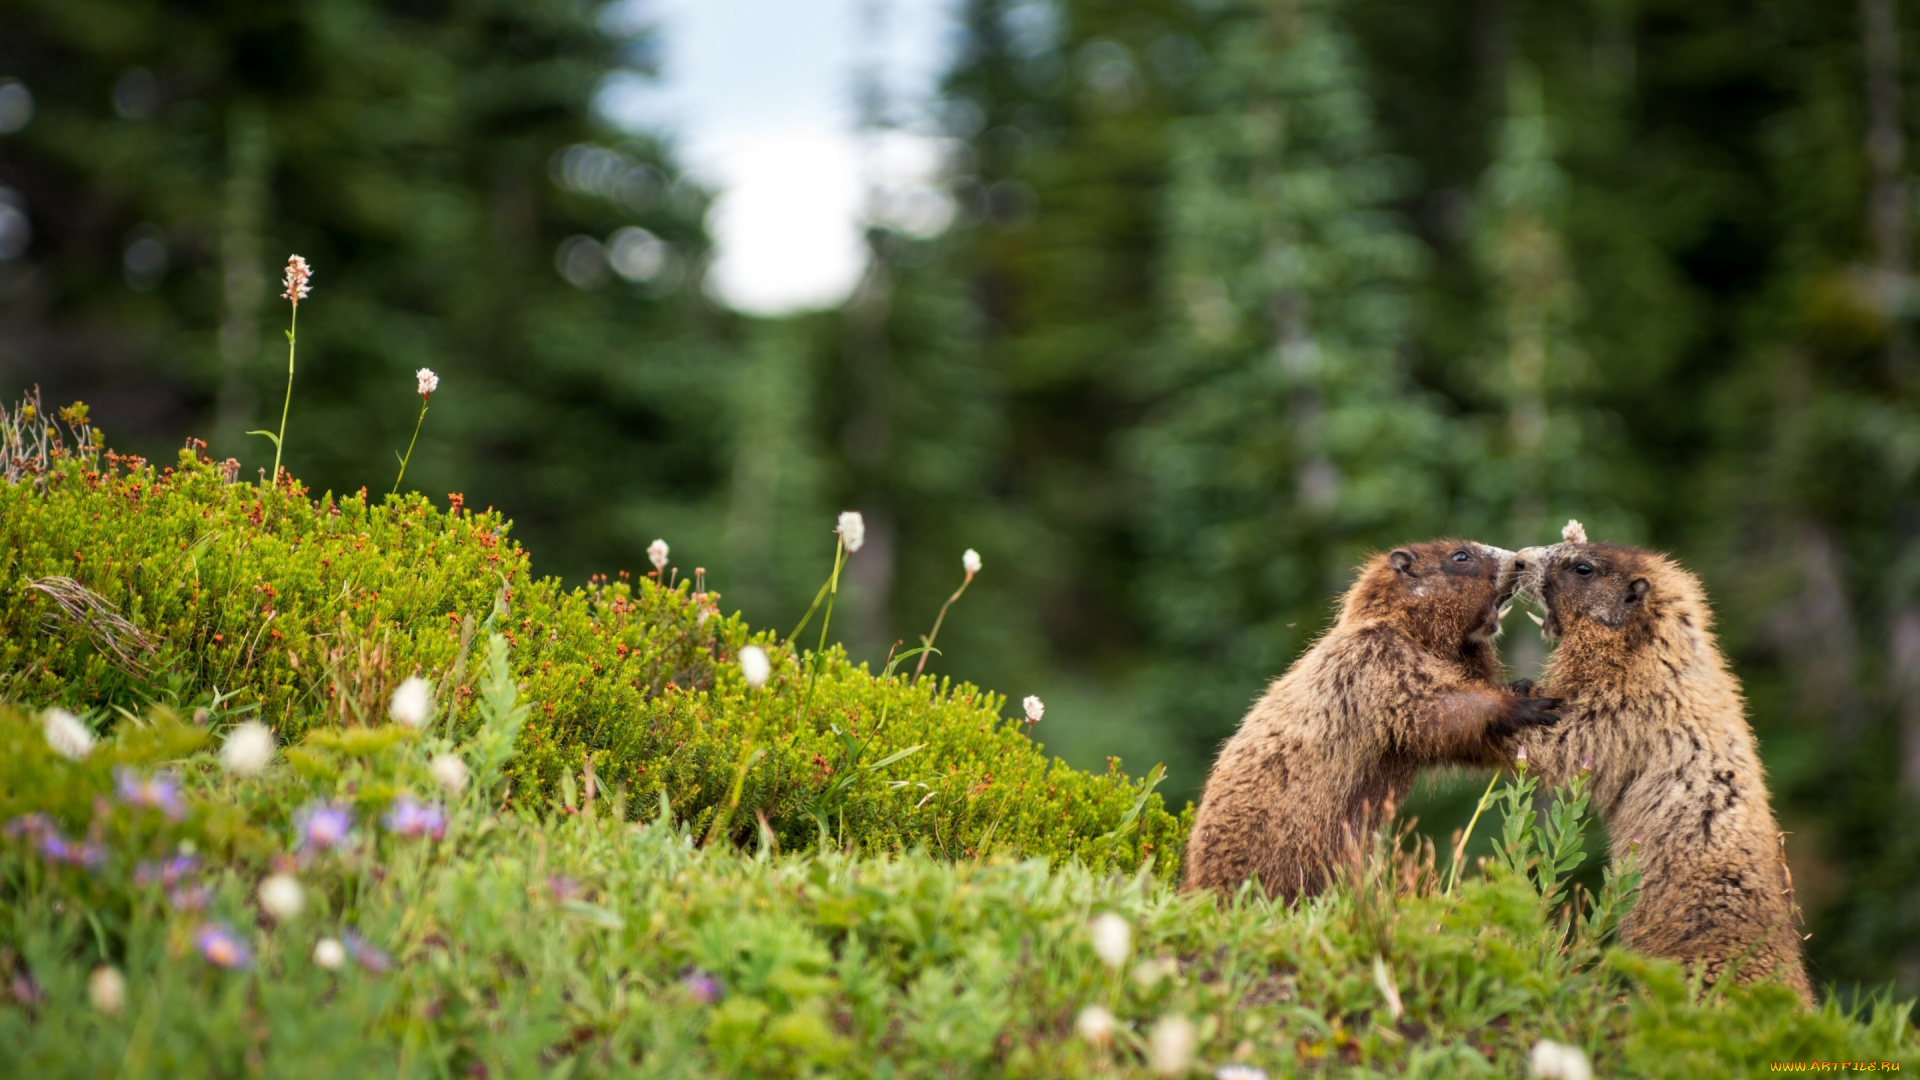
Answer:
1574, 562, 1594, 577
1452, 551, 1471, 563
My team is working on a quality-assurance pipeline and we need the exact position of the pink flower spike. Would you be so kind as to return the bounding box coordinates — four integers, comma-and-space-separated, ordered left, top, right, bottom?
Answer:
282, 255, 312, 305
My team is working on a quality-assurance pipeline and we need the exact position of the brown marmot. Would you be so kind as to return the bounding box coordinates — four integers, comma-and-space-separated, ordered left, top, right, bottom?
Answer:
1183, 540, 1559, 899
1513, 536, 1813, 1003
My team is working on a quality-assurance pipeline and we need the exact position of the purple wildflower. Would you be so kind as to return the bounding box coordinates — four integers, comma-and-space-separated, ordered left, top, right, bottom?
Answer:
680, 967, 723, 1005
168, 884, 212, 912
37, 832, 69, 862
547, 875, 583, 902
162, 854, 198, 886
10, 975, 40, 1005
381, 796, 446, 840
37, 829, 103, 869
114, 767, 186, 821
341, 930, 393, 973
295, 802, 354, 852
194, 923, 252, 970
3, 813, 52, 841
136, 854, 200, 889
9, 813, 103, 869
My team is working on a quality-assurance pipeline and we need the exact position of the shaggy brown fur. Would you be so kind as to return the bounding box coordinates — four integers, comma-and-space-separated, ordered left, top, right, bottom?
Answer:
1513, 540, 1813, 1003
1183, 540, 1558, 900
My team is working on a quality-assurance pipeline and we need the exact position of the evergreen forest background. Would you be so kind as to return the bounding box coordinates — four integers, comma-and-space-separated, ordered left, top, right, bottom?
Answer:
3, 0, 1919, 998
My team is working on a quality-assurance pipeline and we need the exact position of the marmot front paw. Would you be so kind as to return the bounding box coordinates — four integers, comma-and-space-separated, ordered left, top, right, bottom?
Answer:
1492, 695, 1562, 738
1507, 678, 1536, 697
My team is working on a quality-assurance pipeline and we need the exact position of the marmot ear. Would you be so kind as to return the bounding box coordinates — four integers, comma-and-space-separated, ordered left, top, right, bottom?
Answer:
1627, 577, 1650, 604
1389, 549, 1415, 574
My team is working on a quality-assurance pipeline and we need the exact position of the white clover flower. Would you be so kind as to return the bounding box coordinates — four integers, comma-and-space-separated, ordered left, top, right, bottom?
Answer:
1215, 1067, 1268, 1080
1132, 956, 1176, 989
1090, 912, 1131, 970
258, 873, 304, 920
430, 752, 470, 795
221, 721, 275, 776
647, 538, 669, 572
282, 254, 312, 304
88, 966, 126, 1016
739, 645, 771, 689
1149, 1014, 1196, 1076
1022, 695, 1045, 725
1561, 519, 1588, 544
1529, 1040, 1592, 1080
415, 367, 440, 400
1074, 1004, 1117, 1046
389, 676, 433, 728
43, 708, 95, 761
313, 937, 346, 970
962, 548, 982, 576
836, 511, 865, 553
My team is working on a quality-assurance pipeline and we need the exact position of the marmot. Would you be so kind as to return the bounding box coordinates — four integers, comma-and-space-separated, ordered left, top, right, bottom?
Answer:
1513, 535, 1813, 1002
1183, 540, 1559, 899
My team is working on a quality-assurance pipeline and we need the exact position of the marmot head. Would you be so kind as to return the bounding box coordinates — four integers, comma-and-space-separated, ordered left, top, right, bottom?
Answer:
1342, 540, 1519, 653
1514, 541, 1708, 646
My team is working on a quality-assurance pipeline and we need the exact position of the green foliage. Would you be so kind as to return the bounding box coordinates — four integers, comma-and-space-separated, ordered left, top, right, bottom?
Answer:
464, 630, 530, 801
0, 708, 1909, 1077
0, 450, 1186, 876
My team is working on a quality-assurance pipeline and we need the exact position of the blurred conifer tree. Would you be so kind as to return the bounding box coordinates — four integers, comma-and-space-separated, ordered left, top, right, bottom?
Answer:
942, 0, 1194, 663
1132, 0, 1449, 751
0, 0, 722, 581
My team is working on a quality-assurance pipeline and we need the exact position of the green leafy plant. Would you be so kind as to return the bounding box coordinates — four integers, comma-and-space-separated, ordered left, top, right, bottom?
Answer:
462, 629, 527, 803
1492, 757, 1593, 908
804, 642, 930, 842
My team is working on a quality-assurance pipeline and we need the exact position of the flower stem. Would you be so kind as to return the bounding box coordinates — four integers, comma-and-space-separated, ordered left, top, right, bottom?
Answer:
271, 303, 297, 486
913, 574, 973, 679
392, 402, 428, 495
1446, 769, 1504, 894
796, 539, 846, 729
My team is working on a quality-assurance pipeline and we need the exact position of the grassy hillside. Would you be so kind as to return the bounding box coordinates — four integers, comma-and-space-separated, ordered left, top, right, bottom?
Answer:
1, 406, 1915, 1076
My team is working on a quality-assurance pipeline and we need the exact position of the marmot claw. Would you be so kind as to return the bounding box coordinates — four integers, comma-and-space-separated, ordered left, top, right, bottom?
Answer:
1496, 695, 1562, 736
1507, 678, 1536, 697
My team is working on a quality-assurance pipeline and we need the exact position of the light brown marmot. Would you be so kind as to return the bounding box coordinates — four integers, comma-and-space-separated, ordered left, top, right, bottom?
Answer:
1182, 540, 1559, 899
1514, 538, 1813, 1003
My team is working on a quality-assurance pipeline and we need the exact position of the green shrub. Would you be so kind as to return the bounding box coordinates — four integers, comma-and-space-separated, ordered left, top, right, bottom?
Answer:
0, 447, 1188, 876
